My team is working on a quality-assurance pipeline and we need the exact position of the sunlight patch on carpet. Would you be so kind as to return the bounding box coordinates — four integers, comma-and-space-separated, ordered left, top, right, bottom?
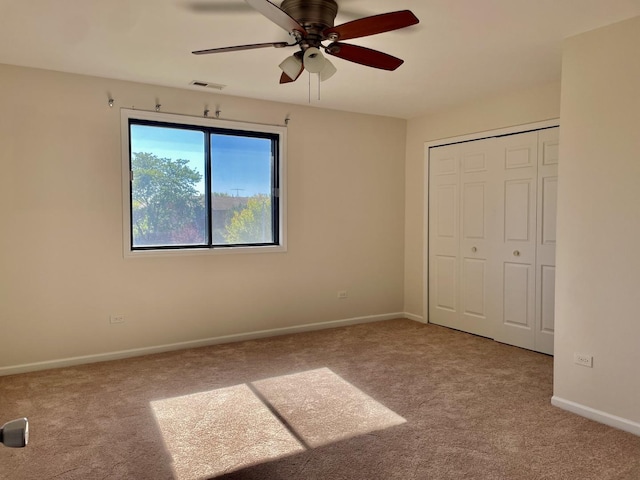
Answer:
151, 384, 305, 480
151, 368, 405, 479
252, 367, 406, 448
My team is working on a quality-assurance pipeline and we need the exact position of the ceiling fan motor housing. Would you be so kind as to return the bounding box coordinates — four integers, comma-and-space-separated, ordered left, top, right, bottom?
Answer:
281, 0, 338, 33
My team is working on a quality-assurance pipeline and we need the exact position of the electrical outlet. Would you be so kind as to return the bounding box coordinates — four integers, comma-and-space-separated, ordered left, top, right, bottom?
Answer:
574, 353, 593, 368
110, 314, 125, 324
337, 291, 348, 299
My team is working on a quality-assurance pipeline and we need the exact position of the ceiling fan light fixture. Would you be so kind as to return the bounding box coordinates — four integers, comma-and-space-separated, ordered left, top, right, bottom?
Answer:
303, 47, 325, 73
279, 54, 303, 79
319, 58, 337, 82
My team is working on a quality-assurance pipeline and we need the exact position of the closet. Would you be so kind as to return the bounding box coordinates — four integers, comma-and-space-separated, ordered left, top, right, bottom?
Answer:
427, 127, 559, 355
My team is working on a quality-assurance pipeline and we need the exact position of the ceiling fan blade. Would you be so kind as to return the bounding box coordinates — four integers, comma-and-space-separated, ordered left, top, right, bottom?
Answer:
323, 10, 419, 41
279, 66, 304, 84
192, 41, 291, 55
245, 0, 305, 35
325, 42, 404, 71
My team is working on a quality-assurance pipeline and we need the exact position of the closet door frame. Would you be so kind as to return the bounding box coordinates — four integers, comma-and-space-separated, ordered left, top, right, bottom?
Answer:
423, 119, 560, 342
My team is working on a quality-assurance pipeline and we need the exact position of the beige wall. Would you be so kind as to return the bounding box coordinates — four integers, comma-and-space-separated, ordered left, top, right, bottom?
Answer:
0, 64, 406, 369
553, 16, 640, 424
403, 81, 562, 317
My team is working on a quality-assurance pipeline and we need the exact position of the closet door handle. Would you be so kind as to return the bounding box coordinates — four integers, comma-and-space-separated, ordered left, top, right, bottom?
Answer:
513, 250, 520, 257
471, 247, 477, 253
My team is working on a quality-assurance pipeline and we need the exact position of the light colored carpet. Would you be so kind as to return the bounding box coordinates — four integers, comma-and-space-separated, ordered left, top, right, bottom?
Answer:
150, 367, 406, 479
251, 367, 406, 448
151, 383, 305, 479
1, 319, 640, 479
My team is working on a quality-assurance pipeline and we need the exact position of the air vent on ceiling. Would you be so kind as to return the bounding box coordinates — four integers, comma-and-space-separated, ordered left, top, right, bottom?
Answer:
190, 80, 226, 90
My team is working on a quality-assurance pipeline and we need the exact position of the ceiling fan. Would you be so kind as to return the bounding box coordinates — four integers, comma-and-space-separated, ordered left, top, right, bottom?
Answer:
192, 0, 419, 84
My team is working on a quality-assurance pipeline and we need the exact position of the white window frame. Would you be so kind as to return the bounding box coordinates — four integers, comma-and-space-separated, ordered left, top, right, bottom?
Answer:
120, 108, 287, 257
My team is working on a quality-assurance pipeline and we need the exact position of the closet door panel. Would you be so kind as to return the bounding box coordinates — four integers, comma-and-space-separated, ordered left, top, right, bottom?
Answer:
457, 139, 499, 338
434, 255, 457, 312
463, 182, 486, 240
504, 179, 534, 242
503, 262, 533, 327
541, 177, 558, 246
429, 144, 460, 329
462, 258, 486, 317
540, 265, 556, 333
535, 127, 560, 354
494, 132, 538, 350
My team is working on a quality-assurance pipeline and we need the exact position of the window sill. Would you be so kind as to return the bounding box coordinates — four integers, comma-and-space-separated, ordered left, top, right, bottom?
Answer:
124, 244, 287, 258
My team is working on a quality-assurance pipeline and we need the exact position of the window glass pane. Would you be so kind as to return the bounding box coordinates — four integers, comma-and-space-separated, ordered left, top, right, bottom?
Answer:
211, 134, 274, 245
130, 125, 206, 247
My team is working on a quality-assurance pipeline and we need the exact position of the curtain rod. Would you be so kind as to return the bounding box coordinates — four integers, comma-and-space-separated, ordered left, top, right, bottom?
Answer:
108, 98, 290, 127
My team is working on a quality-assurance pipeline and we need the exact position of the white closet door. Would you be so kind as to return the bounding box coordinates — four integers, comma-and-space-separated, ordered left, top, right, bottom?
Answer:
535, 127, 559, 355
429, 139, 498, 338
493, 131, 539, 350
427, 126, 558, 355
457, 139, 500, 338
429, 143, 460, 330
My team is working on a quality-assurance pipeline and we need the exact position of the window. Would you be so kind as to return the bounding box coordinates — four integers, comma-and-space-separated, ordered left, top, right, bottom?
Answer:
121, 109, 286, 256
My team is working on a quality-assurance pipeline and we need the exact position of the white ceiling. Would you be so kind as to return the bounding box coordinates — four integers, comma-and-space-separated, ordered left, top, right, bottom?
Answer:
0, 0, 638, 119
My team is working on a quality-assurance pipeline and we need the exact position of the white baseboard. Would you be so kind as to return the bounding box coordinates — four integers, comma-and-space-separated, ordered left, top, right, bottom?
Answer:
551, 396, 640, 437
404, 312, 425, 323
0, 313, 407, 377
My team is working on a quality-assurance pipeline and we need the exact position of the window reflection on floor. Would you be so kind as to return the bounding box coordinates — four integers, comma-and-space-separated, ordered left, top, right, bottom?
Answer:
151, 368, 406, 479
252, 368, 406, 448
